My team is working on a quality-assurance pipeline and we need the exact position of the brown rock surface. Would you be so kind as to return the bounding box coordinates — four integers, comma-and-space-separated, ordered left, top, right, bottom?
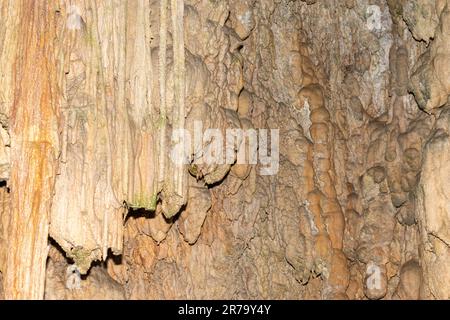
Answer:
0, 0, 448, 300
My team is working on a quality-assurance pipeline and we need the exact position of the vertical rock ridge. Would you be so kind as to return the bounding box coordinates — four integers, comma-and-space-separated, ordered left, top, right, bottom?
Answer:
5, 1, 59, 299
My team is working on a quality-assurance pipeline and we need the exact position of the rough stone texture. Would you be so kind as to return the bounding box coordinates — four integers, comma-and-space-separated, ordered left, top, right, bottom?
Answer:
416, 109, 450, 299
2, 1, 60, 299
44, 246, 125, 300
393, 259, 422, 299
409, 3, 450, 112
0, 0, 448, 300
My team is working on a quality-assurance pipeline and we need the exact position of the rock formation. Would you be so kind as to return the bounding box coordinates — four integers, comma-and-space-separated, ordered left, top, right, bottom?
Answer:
0, 0, 448, 300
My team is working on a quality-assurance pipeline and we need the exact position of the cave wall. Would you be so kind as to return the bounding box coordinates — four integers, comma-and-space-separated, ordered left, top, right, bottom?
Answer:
0, 0, 448, 300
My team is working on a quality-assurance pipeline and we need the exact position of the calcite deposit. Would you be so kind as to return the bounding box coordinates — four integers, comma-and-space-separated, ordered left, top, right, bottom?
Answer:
0, 0, 448, 300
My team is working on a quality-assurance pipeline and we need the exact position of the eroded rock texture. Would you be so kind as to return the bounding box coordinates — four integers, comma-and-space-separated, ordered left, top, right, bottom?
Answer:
0, 0, 449, 300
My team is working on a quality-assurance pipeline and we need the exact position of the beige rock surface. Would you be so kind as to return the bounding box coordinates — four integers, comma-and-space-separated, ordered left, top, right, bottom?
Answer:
0, 0, 448, 300
416, 109, 450, 299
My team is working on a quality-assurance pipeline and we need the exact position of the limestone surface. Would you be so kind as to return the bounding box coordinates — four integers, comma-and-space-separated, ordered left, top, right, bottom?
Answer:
0, 0, 448, 300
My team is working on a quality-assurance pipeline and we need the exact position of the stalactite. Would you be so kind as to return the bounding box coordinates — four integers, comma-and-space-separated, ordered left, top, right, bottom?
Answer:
158, 0, 168, 189
125, 0, 158, 211
171, 0, 186, 201
48, 1, 124, 276
158, 0, 188, 218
